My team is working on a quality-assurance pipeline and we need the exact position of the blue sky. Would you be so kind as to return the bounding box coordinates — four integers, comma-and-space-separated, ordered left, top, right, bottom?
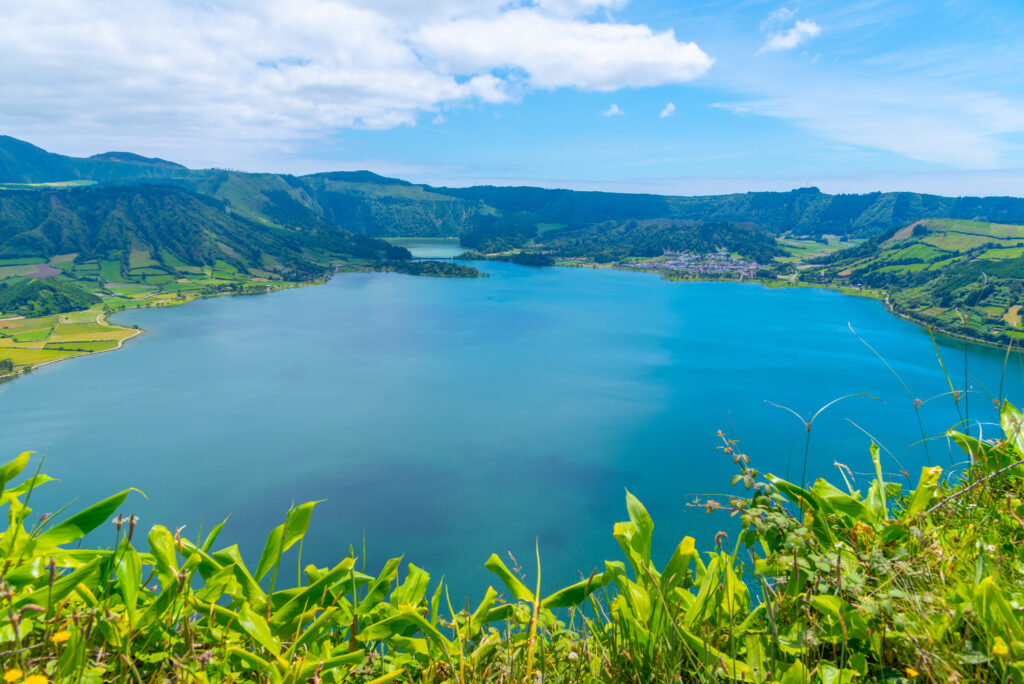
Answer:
2, 0, 1022, 195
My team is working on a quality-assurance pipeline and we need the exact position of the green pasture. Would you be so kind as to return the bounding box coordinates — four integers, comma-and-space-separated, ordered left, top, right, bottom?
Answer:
44, 339, 119, 352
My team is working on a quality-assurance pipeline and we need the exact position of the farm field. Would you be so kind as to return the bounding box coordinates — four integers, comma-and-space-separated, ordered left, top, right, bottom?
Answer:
817, 217, 1024, 343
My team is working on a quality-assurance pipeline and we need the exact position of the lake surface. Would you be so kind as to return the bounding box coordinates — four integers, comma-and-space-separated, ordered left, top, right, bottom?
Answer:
2, 260, 1020, 599
384, 237, 463, 259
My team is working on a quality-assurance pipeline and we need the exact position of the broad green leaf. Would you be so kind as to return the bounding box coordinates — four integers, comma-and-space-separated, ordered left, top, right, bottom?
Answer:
356, 556, 402, 614
14, 556, 103, 610
469, 586, 497, 635
779, 660, 810, 684
147, 524, 179, 587
902, 466, 942, 519
357, 606, 452, 651
5, 473, 56, 498
296, 650, 365, 679
272, 558, 355, 629
237, 601, 282, 656
391, 562, 430, 608
255, 500, 321, 581
115, 539, 142, 624
541, 571, 612, 609
661, 536, 697, 591
1001, 400, 1024, 457
34, 489, 136, 548
484, 553, 534, 602
625, 489, 654, 564
812, 478, 877, 524
974, 575, 1024, 641
0, 451, 32, 491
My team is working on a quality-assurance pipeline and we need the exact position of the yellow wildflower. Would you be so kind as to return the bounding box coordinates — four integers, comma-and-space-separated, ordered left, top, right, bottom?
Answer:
50, 630, 71, 644
905, 667, 919, 678
3, 669, 23, 683
992, 636, 1009, 657
23, 676, 48, 684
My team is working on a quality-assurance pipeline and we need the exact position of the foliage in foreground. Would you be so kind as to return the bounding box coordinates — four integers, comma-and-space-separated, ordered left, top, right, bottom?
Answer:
1, 406, 1023, 682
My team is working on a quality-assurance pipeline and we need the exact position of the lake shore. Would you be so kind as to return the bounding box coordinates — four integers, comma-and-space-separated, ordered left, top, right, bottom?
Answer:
558, 259, 1016, 352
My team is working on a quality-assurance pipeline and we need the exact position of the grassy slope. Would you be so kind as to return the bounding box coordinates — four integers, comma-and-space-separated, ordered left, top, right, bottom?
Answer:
817, 218, 1024, 343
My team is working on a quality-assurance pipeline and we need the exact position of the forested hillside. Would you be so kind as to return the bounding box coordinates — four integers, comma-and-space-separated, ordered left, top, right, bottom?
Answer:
0, 136, 197, 184
541, 219, 784, 263
9, 136, 1024, 252
0, 185, 405, 279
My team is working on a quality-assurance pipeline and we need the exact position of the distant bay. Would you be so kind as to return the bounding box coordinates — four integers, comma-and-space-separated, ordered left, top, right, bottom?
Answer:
0, 258, 1017, 598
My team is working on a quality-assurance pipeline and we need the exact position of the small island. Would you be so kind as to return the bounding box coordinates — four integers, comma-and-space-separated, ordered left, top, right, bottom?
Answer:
383, 260, 486, 278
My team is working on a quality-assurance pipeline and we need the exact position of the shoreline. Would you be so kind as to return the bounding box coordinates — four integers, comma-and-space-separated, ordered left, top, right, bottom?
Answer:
1, 256, 1015, 383
562, 260, 1015, 352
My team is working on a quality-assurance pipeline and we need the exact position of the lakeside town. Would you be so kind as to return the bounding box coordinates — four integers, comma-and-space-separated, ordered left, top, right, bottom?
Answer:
626, 250, 761, 277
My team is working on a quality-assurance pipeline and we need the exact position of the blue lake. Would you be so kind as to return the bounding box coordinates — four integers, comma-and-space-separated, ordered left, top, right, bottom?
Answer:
1, 260, 1019, 599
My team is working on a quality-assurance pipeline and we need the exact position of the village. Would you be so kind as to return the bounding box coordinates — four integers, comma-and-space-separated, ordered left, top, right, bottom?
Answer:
628, 250, 761, 277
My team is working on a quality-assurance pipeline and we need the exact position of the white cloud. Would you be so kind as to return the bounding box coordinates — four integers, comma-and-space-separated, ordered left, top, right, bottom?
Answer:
603, 104, 624, 116
414, 9, 712, 92
759, 7, 821, 52
432, 114, 446, 124
659, 102, 676, 118
0, 0, 712, 166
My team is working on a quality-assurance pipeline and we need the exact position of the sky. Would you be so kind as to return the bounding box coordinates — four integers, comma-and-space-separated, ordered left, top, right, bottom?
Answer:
2, 0, 1023, 196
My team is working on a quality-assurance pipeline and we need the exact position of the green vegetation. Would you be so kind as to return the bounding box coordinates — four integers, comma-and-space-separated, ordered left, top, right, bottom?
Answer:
810, 218, 1024, 343
384, 260, 485, 278
540, 220, 783, 264
0, 280, 100, 317
1, 392, 1021, 682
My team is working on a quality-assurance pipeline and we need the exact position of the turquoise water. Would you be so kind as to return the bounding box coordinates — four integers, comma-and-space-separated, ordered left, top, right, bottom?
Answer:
1, 261, 1019, 599
384, 237, 463, 259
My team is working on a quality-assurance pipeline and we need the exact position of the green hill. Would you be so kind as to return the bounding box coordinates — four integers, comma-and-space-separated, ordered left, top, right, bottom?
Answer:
0, 135, 198, 184
813, 218, 1024, 342
0, 184, 406, 281
0, 278, 100, 316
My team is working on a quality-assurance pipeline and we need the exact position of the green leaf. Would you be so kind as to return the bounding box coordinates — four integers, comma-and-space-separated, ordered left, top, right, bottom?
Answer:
147, 525, 178, 586
974, 575, 1024, 641
391, 563, 430, 607
541, 572, 612, 609
115, 539, 142, 623
356, 556, 402, 614
0, 451, 32, 491
357, 606, 452, 651
34, 489, 137, 548
779, 660, 810, 684
484, 553, 534, 602
624, 489, 654, 565
14, 556, 104, 610
272, 558, 355, 630
254, 500, 321, 581
903, 466, 943, 519
5, 473, 55, 498
469, 586, 497, 635
237, 601, 282, 656
812, 478, 877, 524
201, 515, 230, 553
661, 536, 697, 592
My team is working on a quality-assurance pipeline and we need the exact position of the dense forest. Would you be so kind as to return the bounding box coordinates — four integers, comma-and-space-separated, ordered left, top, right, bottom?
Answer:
541, 219, 784, 263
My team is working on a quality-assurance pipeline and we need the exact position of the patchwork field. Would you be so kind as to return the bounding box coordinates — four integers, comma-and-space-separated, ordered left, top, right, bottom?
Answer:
819, 217, 1024, 343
